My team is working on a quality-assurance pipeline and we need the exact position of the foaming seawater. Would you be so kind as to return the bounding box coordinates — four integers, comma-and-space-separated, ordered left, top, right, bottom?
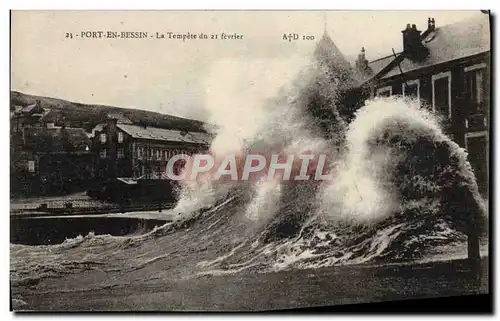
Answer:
244, 180, 282, 222
10, 59, 488, 288
316, 98, 443, 226
171, 96, 488, 276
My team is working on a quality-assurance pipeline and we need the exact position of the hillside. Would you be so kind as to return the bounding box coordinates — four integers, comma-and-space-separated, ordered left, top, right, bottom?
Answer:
10, 91, 211, 133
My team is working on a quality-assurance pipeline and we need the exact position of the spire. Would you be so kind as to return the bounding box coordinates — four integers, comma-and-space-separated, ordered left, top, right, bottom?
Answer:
323, 11, 328, 35
313, 28, 352, 73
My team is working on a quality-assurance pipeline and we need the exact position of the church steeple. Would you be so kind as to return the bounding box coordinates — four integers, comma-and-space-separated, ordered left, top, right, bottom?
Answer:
304, 17, 365, 134
313, 21, 354, 87
313, 17, 352, 72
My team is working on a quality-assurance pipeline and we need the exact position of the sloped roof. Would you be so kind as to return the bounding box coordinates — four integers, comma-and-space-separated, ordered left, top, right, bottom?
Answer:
188, 131, 213, 144
39, 109, 60, 123
117, 124, 211, 145
355, 53, 401, 85
106, 112, 133, 124
22, 104, 40, 114
380, 12, 490, 80
369, 54, 398, 76
88, 123, 105, 138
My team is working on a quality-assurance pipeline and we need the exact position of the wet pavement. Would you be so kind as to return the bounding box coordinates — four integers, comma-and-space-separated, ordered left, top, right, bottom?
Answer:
12, 257, 489, 311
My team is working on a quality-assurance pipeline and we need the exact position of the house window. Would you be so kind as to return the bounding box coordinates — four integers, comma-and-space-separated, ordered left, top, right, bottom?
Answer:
464, 63, 487, 114
432, 71, 452, 119
100, 149, 107, 159
117, 148, 124, 159
118, 132, 124, 143
376, 86, 392, 97
166, 149, 176, 159
464, 131, 488, 197
402, 79, 420, 104
28, 160, 35, 173
156, 149, 161, 160
100, 133, 107, 144
137, 147, 144, 159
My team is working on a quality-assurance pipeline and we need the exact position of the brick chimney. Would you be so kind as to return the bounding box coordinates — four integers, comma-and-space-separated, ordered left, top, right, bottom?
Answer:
428, 17, 435, 31
421, 17, 436, 39
401, 23, 429, 61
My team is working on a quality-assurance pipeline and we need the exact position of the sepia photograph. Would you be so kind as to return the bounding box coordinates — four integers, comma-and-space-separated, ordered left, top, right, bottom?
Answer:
9, 10, 491, 312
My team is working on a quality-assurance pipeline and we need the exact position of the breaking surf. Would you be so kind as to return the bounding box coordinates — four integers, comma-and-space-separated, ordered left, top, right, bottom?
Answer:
10, 48, 488, 288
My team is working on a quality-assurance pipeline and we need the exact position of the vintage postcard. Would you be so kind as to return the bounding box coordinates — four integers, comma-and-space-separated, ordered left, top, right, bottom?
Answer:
10, 10, 490, 312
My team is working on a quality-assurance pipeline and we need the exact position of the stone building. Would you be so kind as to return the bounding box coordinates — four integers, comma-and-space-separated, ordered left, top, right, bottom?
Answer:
91, 117, 212, 181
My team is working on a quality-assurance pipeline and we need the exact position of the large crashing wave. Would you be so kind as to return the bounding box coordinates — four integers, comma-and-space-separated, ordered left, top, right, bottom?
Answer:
160, 57, 487, 274
10, 56, 488, 286
172, 97, 485, 275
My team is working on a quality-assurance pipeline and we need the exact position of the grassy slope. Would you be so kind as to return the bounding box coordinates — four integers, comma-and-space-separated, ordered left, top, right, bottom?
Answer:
10, 91, 211, 133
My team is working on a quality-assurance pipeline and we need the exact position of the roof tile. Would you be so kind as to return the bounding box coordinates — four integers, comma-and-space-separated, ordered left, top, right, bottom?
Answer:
380, 12, 490, 80
117, 124, 211, 145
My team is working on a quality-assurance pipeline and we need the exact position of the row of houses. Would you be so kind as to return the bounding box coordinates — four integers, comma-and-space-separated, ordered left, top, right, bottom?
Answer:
10, 103, 212, 197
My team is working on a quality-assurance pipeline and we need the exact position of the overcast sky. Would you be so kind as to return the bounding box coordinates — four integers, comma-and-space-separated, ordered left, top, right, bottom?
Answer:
12, 10, 479, 121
